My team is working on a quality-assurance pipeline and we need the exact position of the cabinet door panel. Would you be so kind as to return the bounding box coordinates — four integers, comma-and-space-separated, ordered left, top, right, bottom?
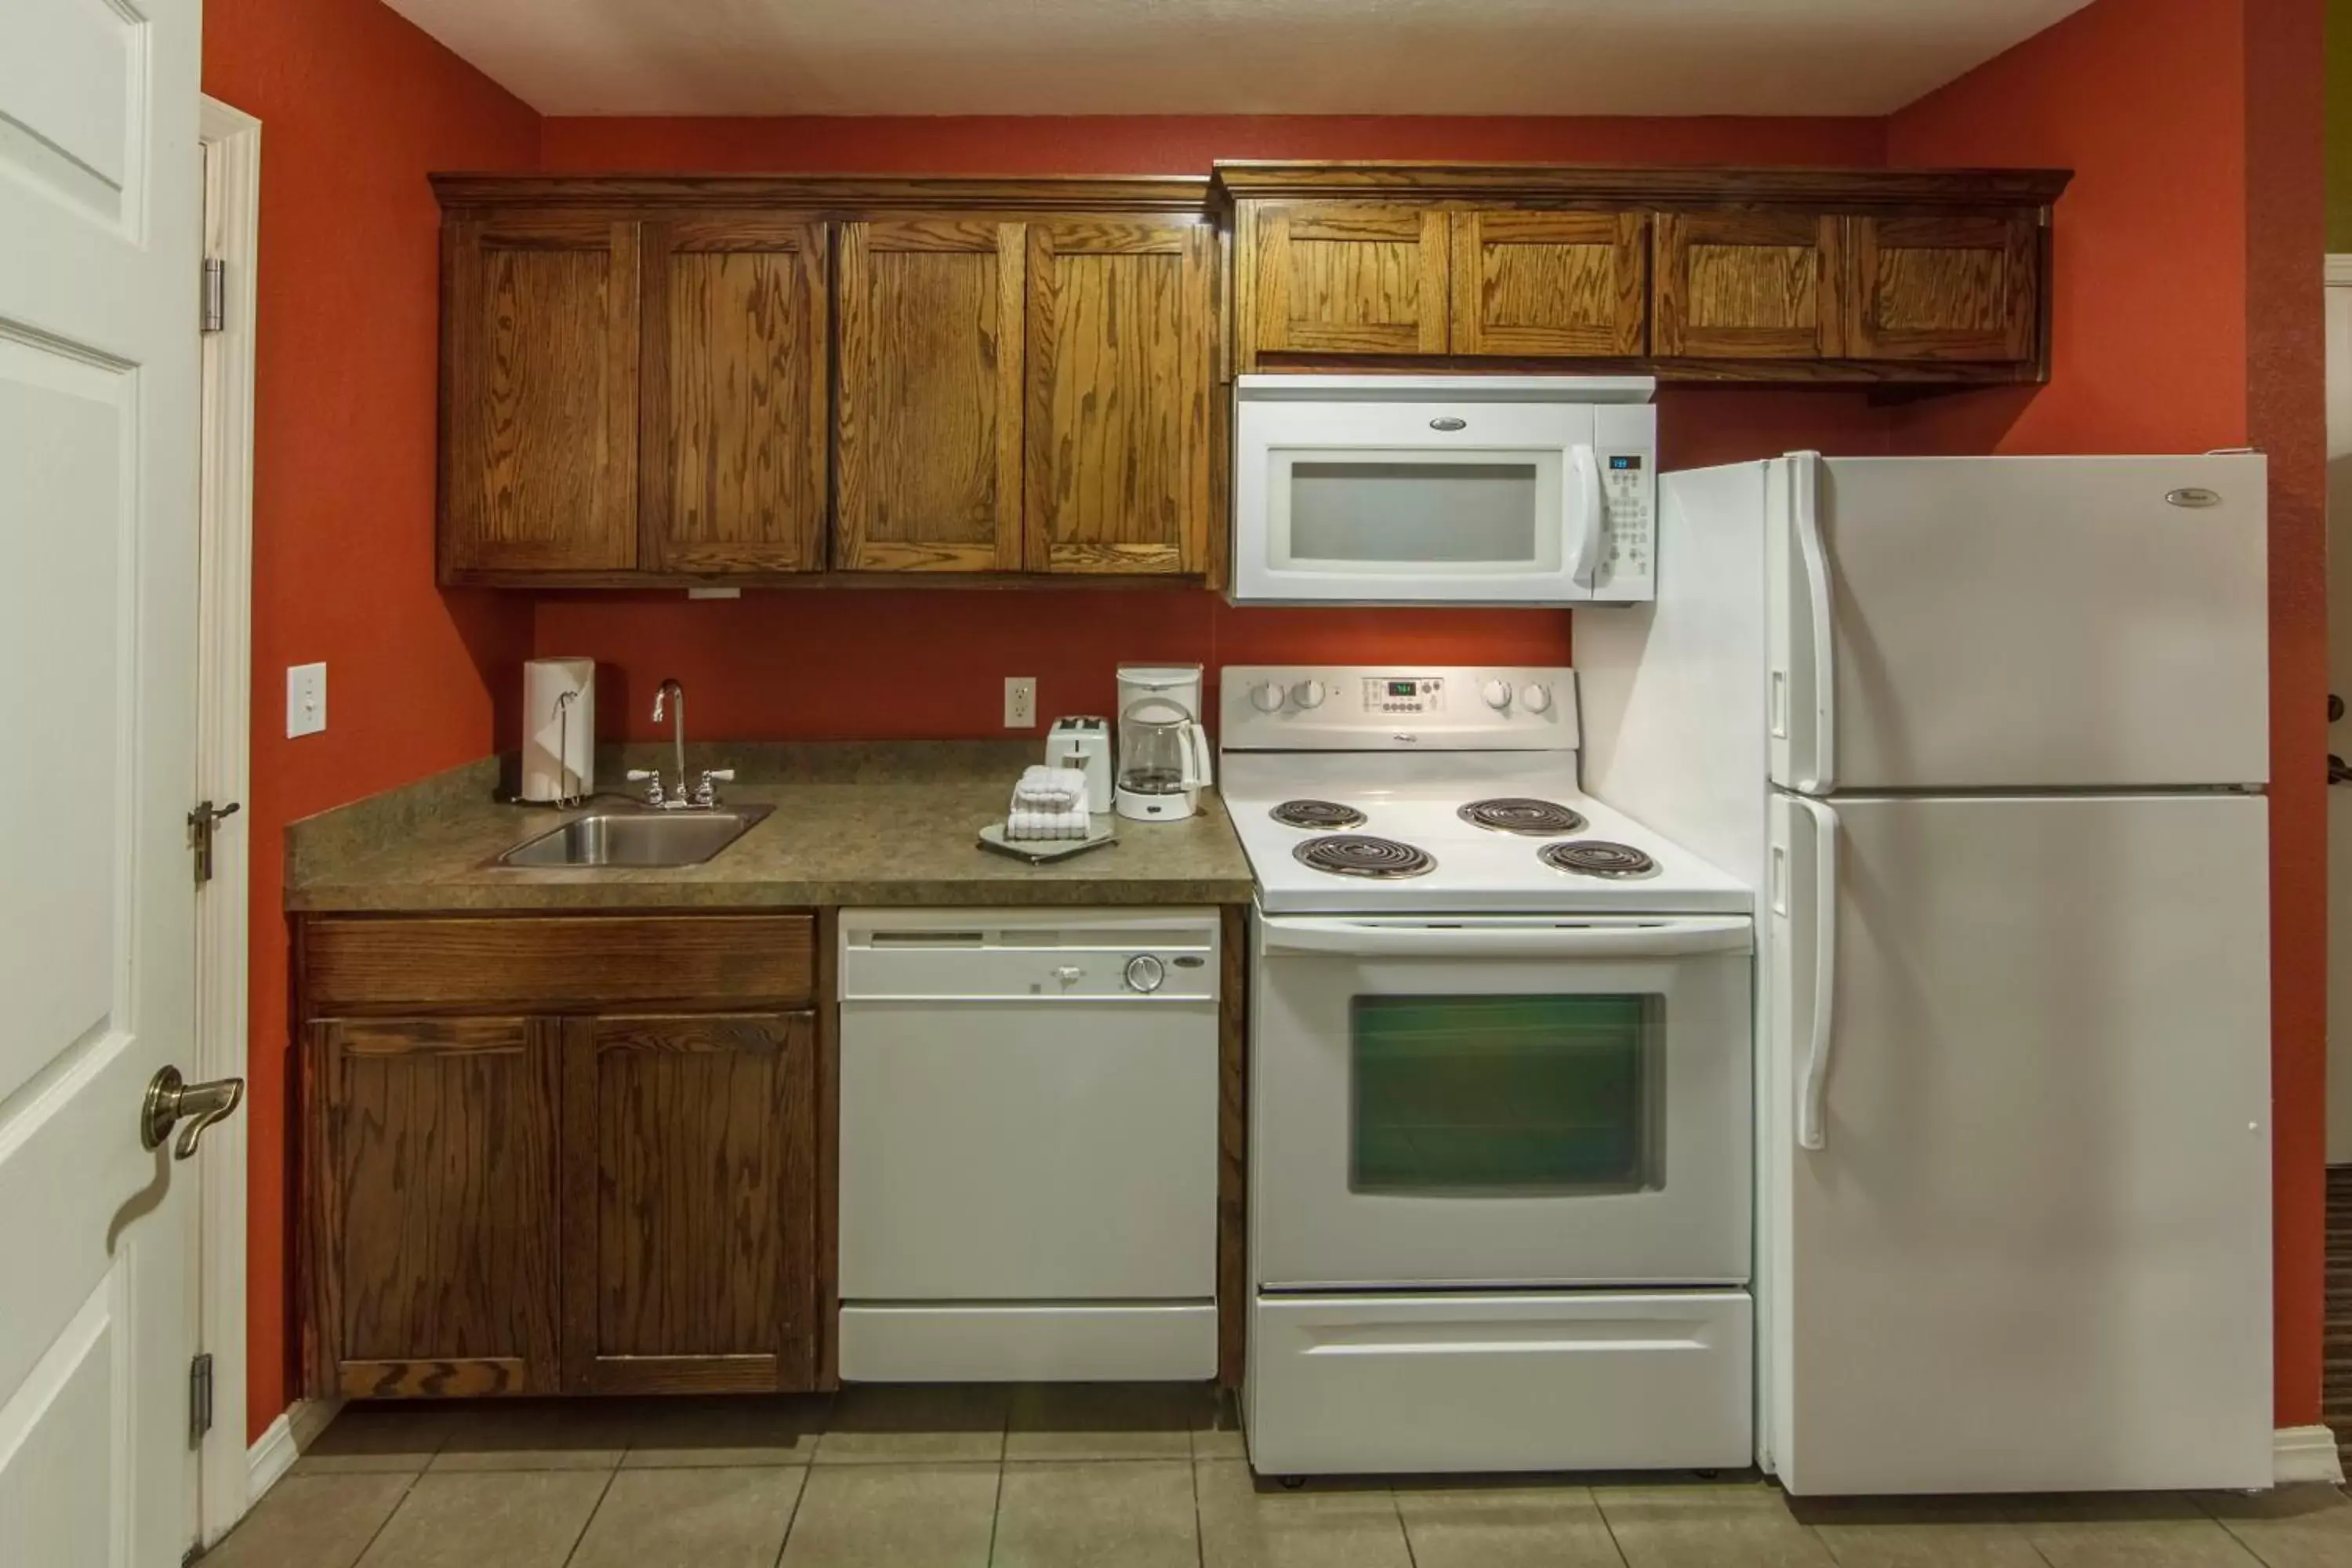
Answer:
1450, 209, 1648, 357
1252, 202, 1448, 356
642, 216, 828, 572
1653, 211, 1843, 359
1025, 218, 1212, 575
836, 220, 1024, 572
442, 214, 638, 573
563, 1014, 818, 1393
307, 1017, 561, 1398
1847, 212, 2039, 362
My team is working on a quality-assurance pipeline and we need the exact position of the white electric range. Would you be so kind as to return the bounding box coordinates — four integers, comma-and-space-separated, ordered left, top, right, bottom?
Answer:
1221, 666, 1758, 1479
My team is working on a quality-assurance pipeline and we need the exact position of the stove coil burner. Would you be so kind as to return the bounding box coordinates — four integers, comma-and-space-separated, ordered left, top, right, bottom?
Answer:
1270, 800, 1368, 831
1458, 797, 1590, 837
1540, 840, 1659, 879
1294, 835, 1436, 880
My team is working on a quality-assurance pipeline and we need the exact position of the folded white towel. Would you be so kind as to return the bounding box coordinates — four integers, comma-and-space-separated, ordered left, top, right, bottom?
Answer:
1013, 764, 1087, 812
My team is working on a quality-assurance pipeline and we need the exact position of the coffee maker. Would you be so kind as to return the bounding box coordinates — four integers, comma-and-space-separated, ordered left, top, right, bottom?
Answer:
1113, 663, 1212, 822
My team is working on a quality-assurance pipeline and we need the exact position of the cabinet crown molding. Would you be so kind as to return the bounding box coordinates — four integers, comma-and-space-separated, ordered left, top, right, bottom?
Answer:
431, 172, 1214, 213
1209, 160, 2074, 207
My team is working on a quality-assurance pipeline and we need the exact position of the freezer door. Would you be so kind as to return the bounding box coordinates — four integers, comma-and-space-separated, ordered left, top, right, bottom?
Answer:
1766, 792, 2271, 1494
1768, 454, 2269, 791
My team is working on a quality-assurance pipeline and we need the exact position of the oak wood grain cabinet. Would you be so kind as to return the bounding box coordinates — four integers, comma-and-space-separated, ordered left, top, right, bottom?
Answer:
1653, 210, 1846, 360
641, 216, 829, 573
441, 212, 640, 574
834, 219, 1027, 572
1215, 163, 2071, 383
1845, 211, 2041, 364
299, 913, 822, 1399
1449, 209, 1649, 358
1243, 201, 1450, 357
1025, 217, 1215, 575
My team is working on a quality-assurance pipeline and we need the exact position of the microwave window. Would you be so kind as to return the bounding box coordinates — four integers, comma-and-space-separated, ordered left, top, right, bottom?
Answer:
1350, 994, 1662, 1196
1289, 461, 1542, 565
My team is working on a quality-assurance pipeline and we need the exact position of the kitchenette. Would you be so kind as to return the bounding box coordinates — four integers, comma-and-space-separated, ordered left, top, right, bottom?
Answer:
276, 153, 2275, 1504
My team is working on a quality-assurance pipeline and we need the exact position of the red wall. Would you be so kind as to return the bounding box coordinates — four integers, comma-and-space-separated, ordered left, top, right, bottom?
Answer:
202, 0, 539, 1439
532, 116, 1894, 742
1888, 0, 2327, 1426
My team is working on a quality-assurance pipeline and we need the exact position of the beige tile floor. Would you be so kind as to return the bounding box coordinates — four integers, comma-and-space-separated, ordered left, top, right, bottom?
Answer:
199, 1386, 2352, 1567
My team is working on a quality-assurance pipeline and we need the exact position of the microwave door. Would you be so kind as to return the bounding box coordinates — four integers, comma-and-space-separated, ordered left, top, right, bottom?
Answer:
1235, 399, 1592, 604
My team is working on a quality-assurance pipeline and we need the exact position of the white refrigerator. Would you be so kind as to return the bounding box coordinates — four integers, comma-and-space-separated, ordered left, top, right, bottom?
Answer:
1577, 452, 2274, 1495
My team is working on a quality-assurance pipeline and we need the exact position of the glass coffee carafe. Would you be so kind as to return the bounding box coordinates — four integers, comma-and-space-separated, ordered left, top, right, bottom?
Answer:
1115, 695, 1210, 822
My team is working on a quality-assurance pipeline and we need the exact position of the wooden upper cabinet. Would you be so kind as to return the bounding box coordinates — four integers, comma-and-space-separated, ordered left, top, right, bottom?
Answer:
1025, 218, 1214, 575
1653, 210, 1845, 359
640, 216, 829, 573
1449, 209, 1648, 358
1248, 201, 1450, 357
307, 1016, 562, 1399
1846, 212, 2041, 363
442, 213, 638, 574
835, 219, 1025, 572
561, 1013, 818, 1395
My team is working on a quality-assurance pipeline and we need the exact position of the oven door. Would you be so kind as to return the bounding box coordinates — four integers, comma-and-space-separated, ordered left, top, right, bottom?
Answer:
1251, 913, 1753, 1289
1233, 397, 1601, 604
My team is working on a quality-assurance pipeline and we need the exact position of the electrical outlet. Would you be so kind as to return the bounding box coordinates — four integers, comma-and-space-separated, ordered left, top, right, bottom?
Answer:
1004, 676, 1037, 729
286, 662, 327, 739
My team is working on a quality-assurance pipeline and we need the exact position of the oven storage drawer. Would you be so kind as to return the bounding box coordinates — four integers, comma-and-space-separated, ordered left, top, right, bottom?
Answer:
1247, 1291, 1752, 1475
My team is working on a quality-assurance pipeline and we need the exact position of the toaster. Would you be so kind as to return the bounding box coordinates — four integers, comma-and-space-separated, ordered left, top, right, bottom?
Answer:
1044, 716, 1113, 814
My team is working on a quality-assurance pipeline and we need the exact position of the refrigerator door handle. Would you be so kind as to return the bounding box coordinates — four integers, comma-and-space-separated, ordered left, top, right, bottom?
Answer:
1791, 453, 1838, 793
1796, 797, 1839, 1151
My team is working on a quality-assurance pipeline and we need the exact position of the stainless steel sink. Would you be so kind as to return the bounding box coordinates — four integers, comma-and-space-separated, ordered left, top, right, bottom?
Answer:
496, 805, 773, 869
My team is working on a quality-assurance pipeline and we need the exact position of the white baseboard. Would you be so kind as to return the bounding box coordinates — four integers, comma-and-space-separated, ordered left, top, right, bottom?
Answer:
2273, 1424, 2344, 1486
247, 1398, 345, 1504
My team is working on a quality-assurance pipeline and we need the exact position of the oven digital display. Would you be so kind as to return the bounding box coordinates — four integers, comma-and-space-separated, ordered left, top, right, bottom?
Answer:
1386, 681, 1417, 697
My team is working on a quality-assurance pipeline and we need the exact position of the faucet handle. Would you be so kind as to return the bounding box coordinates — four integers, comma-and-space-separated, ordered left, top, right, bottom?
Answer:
692, 768, 735, 808
626, 768, 666, 806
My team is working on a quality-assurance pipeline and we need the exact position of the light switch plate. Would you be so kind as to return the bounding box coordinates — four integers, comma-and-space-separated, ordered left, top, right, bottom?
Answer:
1004, 676, 1037, 729
287, 662, 326, 738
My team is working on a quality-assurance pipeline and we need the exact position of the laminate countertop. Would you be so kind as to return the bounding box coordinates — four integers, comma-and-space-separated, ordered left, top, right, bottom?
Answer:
285, 742, 1258, 913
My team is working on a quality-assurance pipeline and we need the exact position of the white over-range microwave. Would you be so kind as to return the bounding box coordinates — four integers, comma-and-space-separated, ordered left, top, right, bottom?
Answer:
1231, 375, 1658, 606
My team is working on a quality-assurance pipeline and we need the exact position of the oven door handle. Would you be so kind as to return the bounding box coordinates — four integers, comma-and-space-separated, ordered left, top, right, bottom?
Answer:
1258, 916, 1753, 960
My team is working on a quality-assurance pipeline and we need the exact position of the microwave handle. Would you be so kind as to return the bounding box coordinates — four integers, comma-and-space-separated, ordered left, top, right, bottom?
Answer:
1569, 444, 1604, 587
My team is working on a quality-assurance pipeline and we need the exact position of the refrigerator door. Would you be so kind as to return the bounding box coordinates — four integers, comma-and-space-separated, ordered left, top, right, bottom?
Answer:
1768, 453, 2269, 792
1766, 791, 2271, 1495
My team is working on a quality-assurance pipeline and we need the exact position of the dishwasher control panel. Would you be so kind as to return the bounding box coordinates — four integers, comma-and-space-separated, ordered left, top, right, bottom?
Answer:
839, 909, 1221, 1003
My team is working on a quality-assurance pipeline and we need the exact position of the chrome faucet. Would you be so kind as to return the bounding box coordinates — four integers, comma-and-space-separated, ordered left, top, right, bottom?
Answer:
626, 677, 734, 809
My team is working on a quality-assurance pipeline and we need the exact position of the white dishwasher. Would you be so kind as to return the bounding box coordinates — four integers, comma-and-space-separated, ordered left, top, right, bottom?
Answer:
837, 908, 1221, 1381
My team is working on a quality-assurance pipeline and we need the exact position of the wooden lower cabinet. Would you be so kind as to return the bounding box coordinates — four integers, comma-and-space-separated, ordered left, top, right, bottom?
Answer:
300, 913, 824, 1399
561, 1014, 818, 1392
308, 1016, 564, 1399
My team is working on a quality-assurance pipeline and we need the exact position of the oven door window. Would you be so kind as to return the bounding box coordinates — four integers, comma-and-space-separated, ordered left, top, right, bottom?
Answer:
1272, 449, 1563, 573
1350, 994, 1662, 1195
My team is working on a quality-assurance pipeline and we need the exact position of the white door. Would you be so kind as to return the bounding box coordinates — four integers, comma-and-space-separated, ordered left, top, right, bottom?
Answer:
1768, 454, 2270, 793
1766, 792, 2272, 1494
0, 0, 206, 1561
1250, 914, 1753, 1289
2323, 273, 2352, 1160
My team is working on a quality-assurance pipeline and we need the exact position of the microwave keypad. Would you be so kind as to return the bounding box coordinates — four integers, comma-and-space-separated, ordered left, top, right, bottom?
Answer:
1599, 454, 1654, 587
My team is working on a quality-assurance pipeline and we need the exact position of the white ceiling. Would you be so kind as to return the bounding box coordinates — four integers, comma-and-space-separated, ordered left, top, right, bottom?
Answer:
381, 0, 2097, 119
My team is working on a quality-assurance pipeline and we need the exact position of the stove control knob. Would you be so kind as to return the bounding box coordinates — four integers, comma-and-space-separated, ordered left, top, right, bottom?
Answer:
1123, 954, 1166, 994
1522, 683, 1553, 713
1290, 679, 1327, 710
1250, 681, 1286, 713
1483, 680, 1513, 711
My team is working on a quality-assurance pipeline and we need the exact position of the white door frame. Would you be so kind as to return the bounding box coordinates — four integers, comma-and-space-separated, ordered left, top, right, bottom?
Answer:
2324, 256, 2352, 1168
196, 93, 260, 1550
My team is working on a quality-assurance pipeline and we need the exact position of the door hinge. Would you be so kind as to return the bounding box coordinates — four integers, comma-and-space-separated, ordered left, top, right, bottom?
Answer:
200, 257, 226, 334
187, 800, 240, 886
189, 1352, 214, 1443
